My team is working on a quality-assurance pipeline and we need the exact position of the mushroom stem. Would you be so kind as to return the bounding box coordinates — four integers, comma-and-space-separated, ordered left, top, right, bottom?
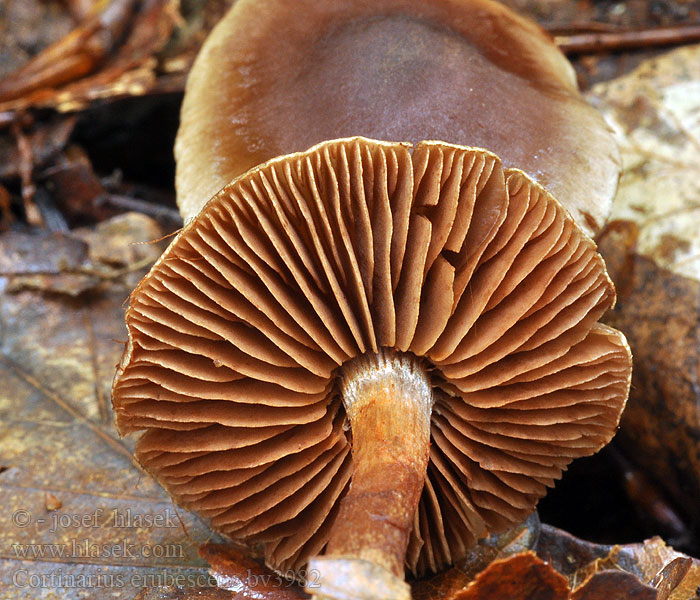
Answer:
309, 349, 433, 598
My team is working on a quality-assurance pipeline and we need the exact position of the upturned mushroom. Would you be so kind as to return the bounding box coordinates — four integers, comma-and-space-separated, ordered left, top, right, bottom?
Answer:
175, 0, 620, 237
113, 137, 631, 599
114, 0, 631, 597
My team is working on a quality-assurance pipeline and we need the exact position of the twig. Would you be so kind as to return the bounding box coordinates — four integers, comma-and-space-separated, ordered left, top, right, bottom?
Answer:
0, 183, 13, 229
33, 187, 70, 232
555, 23, 700, 55
11, 122, 44, 227
99, 193, 183, 224
549, 22, 621, 35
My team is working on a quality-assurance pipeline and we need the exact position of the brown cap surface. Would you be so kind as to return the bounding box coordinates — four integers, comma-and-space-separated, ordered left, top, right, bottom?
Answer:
175, 0, 620, 236
114, 138, 631, 576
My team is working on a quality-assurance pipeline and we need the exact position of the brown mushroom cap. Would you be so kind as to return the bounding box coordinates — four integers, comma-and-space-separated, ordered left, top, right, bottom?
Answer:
175, 0, 620, 236
113, 137, 631, 577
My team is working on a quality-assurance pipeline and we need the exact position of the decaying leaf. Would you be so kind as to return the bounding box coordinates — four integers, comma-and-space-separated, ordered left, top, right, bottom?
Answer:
196, 524, 695, 600
566, 543, 691, 600
652, 558, 694, 600
570, 539, 696, 600
0, 117, 76, 181
0, 0, 242, 117
411, 513, 541, 600
451, 552, 569, 600
589, 43, 700, 533
39, 144, 111, 225
0, 0, 179, 114
0, 228, 97, 295
591, 44, 700, 281
0, 115, 78, 227
0, 0, 75, 81
572, 570, 658, 600
72, 211, 171, 268
0, 212, 169, 295
411, 524, 698, 600
0, 216, 215, 599
666, 557, 700, 600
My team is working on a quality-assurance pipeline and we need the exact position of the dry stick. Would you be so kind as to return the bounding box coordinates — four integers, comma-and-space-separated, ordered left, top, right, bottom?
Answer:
11, 122, 44, 227
101, 193, 182, 224
554, 23, 700, 55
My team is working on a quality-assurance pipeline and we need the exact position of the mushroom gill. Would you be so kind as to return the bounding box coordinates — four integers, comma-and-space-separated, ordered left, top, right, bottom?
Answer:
112, 138, 631, 594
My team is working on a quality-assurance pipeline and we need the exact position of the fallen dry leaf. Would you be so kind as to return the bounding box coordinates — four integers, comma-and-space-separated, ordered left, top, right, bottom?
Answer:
190, 520, 699, 600
571, 570, 658, 600
451, 552, 569, 600
199, 528, 692, 600
0, 117, 76, 181
651, 558, 693, 600
566, 542, 690, 600
554, 531, 699, 600
0, 0, 75, 81
0, 228, 98, 295
0, 0, 179, 114
413, 524, 698, 600
414, 545, 688, 600
588, 43, 700, 534
667, 558, 700, 600
0, 0, 242, 117
0, 215, 216, 599
591, 44, 700, 281
39, 144, 111, 225
0, 212, 169, 296
411, 513, 541, 600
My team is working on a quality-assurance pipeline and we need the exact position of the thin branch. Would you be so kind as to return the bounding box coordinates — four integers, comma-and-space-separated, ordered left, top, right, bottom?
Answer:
554, 23, 700, 55
99, 193, 183, 225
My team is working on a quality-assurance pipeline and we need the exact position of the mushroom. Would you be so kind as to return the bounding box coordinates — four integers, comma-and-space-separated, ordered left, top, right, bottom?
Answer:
175, 0, 620, 237
112, 137, 631, 599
